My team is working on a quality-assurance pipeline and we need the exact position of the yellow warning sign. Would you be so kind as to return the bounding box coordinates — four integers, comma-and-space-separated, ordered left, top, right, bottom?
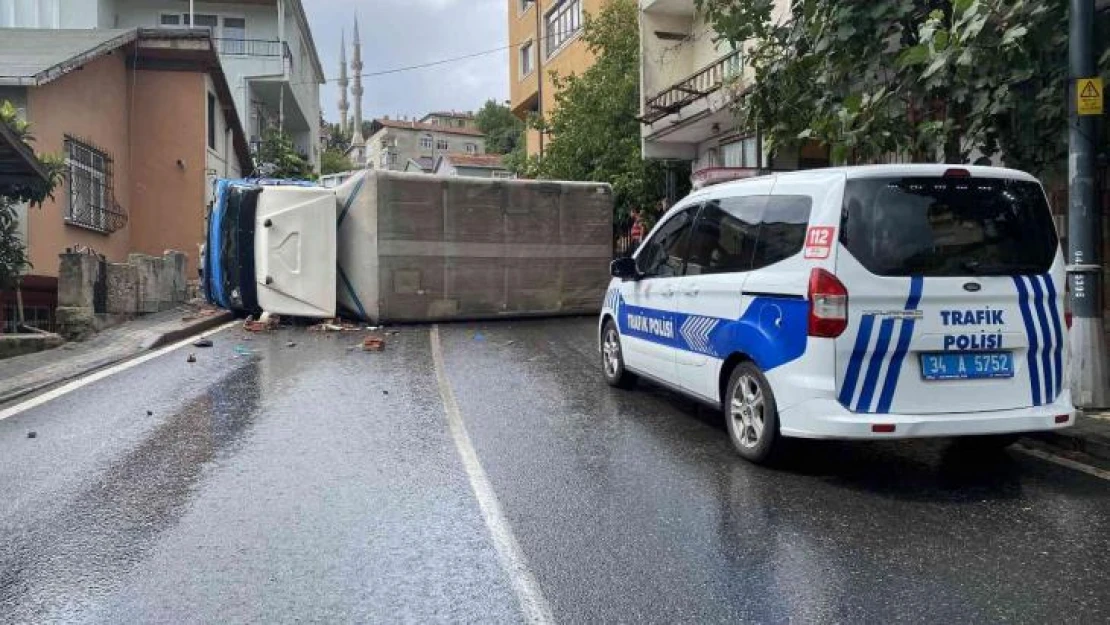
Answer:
1078, 77, 1103, 116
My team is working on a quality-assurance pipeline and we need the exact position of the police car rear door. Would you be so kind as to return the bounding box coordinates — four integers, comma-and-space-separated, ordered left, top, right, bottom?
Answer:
834, 167, 1064, 415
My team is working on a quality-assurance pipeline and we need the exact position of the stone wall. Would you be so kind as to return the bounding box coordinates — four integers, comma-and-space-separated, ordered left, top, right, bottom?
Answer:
55, 250, 189, 339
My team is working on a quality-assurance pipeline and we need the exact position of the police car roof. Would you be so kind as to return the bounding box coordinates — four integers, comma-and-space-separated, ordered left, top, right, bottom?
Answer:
682, 164, 1040, 206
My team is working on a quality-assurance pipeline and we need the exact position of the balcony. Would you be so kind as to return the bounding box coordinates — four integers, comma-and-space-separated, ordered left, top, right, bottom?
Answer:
213, 38, 293, 68
640, 49, 742, 124
641, 0, 695, 15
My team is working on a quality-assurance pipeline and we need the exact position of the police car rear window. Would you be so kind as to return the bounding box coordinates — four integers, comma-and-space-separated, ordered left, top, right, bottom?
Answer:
841, 177, 1057, 277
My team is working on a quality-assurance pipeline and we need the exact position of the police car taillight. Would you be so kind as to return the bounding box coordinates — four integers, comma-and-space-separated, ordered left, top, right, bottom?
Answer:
808, 268, 848, 338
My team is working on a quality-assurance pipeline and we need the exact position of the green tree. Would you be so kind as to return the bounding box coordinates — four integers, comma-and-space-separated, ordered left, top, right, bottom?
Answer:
255, 129, 313, 179
530, 0, 673, 221
694, 0, 1110, 177
323, 122, 351, 152
321, 147, 354, 175
475, 99, 524, 154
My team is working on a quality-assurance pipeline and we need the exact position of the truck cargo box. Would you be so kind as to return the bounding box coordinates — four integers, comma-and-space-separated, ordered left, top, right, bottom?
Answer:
203, 171, 614, 323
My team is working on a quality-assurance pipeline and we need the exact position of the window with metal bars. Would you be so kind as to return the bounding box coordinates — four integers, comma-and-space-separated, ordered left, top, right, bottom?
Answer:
64, 137, 125, 233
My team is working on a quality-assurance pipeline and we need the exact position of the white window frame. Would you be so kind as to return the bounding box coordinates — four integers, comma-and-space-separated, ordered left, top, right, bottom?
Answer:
720, 136, 759, 168
518, 0, 535, 15
159, 13, 182, 27
436, 138, 449, 151
465, 143, 478, 155
544, 0, 582, 60
520, 39, 535, 78
420, 134, 434, 150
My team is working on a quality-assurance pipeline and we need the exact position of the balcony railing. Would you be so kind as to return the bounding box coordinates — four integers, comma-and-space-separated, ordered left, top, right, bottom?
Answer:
641, 49, 742, 124
213, 38, 294, 68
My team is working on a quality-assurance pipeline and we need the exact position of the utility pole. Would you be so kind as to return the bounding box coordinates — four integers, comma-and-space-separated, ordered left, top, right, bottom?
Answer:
535, 0, 545, 157
1067, 0, 1108, 408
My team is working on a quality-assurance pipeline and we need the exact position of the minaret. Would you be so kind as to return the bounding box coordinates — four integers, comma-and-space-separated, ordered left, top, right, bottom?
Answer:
350, 15, 365, 147
338, 30, 349, 134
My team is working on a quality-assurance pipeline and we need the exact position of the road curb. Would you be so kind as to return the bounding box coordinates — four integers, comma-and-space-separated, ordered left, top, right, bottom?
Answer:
0, 311, 235, 407
1020, 416, 1110, 467
146, 311, 236, 350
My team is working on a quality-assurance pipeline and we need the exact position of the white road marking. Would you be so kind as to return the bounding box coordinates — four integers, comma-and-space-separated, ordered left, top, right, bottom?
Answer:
0, 320, 239, 422
1016, 446, 1110, 481
430, 325, 556, 625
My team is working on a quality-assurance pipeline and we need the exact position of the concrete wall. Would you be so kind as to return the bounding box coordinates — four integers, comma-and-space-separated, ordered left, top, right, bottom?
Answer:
26, 52, 133, 275
128, 69, 208, 278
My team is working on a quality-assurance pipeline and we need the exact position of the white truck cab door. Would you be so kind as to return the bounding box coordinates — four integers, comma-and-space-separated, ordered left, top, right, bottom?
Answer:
254, 186, 337, 318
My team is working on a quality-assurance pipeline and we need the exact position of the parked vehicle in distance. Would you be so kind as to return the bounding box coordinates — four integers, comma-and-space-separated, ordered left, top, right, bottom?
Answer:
600, 164, 1076, 464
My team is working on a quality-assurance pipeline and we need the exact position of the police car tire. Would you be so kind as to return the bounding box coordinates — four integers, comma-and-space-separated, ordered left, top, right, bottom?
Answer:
601, 320, 636, 389
725, 362, 781, 464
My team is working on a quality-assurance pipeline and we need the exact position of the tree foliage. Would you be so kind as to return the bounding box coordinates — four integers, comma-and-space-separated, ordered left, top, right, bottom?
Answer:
475, 99, 524, 155
0, 101, 64, 292
695, 0, 1109, 177
528, 0, 673, 220
320, 148, 354, 175
322, 122, 351, 152
255, 129, 313, 179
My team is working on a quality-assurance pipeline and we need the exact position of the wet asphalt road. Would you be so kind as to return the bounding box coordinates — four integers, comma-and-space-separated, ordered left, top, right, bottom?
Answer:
0, 318, 1108, 624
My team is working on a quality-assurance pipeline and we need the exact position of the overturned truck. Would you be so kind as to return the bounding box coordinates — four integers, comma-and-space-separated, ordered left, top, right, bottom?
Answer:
203, 170, 614, 323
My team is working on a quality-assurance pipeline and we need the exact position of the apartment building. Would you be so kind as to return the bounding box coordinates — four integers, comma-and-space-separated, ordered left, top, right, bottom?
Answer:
422, 111, 479, 131
364, 118, 486, 173
509, 0, 610, 156
0, 27, 252, 329
639, 0, 827, 187
0, 0, 325, 171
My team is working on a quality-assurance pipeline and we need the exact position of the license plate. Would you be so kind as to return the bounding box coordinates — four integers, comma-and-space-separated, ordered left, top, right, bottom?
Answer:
920, 352, 1014, 380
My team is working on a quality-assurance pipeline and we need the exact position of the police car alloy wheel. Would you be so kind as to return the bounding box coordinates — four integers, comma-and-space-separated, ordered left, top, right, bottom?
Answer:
602, 321, 636, 389
725, 363, 780, 463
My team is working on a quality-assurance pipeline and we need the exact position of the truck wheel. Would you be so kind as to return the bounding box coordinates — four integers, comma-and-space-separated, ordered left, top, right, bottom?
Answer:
725, 362, 782, 464
601, 320, 636, 389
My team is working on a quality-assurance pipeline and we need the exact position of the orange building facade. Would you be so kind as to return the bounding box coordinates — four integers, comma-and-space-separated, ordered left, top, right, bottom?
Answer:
508, 0, 611, 156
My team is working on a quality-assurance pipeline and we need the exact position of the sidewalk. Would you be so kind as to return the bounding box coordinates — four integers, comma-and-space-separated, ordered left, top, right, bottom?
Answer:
0, 302, 233, 405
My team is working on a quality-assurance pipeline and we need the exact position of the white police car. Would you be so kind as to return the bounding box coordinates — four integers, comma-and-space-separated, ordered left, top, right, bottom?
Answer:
600, 165, 1076, 463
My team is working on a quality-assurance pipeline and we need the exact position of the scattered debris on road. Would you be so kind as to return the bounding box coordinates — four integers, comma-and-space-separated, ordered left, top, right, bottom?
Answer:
362, 336, 386, 352
146, 410, 153, 416
309, 318, 362, 332
27, 431, 36, 439
286, 341, 297, 348
187, 353, 197, 363
193, 338, 213, 348
244, 312, 280, 332
233, 346, 254, 357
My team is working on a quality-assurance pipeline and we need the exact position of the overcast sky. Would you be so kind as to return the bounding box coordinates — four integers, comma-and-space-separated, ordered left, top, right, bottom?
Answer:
305, 0, 509, 123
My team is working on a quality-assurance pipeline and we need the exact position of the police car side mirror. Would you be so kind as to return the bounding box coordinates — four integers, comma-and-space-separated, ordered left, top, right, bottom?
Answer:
610, 257, 640, 281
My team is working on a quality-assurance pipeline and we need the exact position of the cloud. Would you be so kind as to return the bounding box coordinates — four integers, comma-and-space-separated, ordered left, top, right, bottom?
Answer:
306, 0, 509, 122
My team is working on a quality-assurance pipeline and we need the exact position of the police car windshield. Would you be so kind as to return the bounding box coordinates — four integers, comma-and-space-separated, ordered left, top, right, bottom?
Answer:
841, 176, 1057, 277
